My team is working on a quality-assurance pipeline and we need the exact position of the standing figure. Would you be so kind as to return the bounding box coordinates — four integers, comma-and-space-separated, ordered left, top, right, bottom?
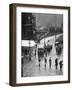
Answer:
35, 48, 36, 57
38, 57, 41, 69
55, 58, 58, 70
49, 57, 52, 69
44, 57, 47, 69
59, 61, 63, 72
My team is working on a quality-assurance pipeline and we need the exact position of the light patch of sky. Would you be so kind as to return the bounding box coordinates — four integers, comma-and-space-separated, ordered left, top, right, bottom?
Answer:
34, 13, 63, 27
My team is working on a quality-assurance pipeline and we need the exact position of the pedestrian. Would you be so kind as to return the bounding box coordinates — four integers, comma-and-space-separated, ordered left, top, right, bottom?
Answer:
35, 48, 36, 57
49, 57, 52, 69
55, 58, 58, 70
44, 57, 47, 69
59, 61, 63, 72
38, 50, 40, 59
38, 57, 41, 68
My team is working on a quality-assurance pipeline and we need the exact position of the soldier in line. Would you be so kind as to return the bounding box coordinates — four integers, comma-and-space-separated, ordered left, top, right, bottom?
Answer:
55, 58, 58, 70
59, 61, 63, 72
49, 57, 52, 69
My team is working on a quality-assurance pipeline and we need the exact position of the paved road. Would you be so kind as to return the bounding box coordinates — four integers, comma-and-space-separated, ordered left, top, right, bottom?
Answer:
22, 34, 63, 77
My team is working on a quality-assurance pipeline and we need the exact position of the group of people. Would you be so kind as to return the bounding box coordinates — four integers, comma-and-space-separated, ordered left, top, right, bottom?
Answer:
38, 56, 63, 72
34, 39, 63, 72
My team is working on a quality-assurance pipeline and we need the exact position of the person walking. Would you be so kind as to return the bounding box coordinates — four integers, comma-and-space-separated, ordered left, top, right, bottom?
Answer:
59, 61, 63, 72
55, 58, 58, 70
49, 57, 52, 69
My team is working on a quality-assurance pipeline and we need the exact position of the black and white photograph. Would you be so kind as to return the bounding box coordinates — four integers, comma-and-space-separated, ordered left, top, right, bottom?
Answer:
9, 4, 70, 86
21, 13, 63, 77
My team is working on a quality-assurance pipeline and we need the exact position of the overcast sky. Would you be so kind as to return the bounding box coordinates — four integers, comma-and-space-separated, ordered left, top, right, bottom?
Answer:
34, 13, 63, 27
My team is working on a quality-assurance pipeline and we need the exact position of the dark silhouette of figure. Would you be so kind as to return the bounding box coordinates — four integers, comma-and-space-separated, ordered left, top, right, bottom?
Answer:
49, 57, 52, 69
44, 57, 47, 69
38, 57, 41, 69
38, 49, 41, 59
55, 58, 58, 70
35, 49, 36, 57
59, 61, 63, 71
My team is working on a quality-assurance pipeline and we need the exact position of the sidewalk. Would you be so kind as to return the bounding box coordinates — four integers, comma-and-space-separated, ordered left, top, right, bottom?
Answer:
22, 34, 63, 77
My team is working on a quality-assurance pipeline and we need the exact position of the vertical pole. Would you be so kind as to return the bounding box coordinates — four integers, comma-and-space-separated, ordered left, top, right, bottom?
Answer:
29, 40, 31, 61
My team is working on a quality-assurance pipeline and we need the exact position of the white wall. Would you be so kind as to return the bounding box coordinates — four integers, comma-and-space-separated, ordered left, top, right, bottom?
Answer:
0, 0, 72, 90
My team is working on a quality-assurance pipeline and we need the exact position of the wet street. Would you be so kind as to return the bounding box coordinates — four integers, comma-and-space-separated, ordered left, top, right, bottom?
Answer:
22, 34, 63, 77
